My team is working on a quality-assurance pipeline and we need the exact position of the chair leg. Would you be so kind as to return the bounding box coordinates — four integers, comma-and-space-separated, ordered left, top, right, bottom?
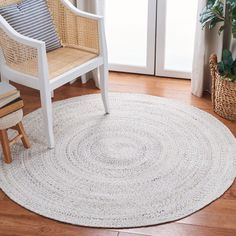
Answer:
81, 74, 88, 84
0, 129, 12, 164
40, 88, 55, 149
92, 68, 100, 89
15, 122, 31, 149
51, 91, 54, 99
99, 64, 110, 114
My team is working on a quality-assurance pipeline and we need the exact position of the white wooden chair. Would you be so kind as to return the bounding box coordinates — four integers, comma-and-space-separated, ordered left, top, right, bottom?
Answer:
0, 0, 109, 148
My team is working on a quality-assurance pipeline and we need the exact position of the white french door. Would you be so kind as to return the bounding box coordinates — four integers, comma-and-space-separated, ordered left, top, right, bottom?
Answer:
104, 0, 157, 75
104, 0, 198, 79
155, 0, 198, 79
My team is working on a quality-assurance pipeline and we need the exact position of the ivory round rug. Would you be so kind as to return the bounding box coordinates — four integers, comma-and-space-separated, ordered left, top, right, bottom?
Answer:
0, 93, 235, 228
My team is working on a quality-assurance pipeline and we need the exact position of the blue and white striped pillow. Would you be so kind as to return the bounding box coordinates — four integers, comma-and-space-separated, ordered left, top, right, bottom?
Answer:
0, 0, 61, 52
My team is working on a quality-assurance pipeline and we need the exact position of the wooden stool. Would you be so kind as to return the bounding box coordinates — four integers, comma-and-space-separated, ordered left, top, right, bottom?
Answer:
0, 109, 30, 164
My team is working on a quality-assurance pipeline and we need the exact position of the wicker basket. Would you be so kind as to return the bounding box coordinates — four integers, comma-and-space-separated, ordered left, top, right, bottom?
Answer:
209, 54, 236, 121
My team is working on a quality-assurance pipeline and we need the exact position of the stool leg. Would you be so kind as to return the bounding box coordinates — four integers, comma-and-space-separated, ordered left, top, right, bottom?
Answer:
15, 122, 31, 149
0, 129, 12, 164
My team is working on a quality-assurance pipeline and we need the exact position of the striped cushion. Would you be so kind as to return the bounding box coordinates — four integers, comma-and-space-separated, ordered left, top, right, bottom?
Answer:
0, 0, 61, 52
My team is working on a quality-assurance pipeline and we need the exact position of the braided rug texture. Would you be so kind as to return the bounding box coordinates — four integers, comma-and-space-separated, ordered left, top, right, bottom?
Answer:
0, 93, 235, 228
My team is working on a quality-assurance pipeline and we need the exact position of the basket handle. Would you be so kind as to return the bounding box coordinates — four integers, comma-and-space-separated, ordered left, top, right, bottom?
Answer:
209, 54, 218, 109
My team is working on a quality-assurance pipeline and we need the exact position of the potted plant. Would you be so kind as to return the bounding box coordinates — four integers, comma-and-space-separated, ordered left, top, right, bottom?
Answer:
200, 0, 236, 121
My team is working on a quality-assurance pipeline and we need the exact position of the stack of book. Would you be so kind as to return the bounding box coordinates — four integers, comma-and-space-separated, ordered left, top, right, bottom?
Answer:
0, 82, 24, 119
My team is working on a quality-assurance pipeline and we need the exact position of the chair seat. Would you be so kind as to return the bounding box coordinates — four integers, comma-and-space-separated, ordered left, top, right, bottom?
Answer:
0, 109, 23, 130
47, 47, 98, 79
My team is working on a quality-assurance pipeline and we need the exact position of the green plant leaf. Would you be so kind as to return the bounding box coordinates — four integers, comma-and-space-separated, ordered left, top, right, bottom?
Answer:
200, 0, 224, 31
232, 59, 236, 67
218, 61, 225, 74
212, 0, 224, 15
200, 0, 236, 38
232, 19, 236, 38
222, 49, 233, 63
201, 1, 236, 82
226, 0, 236, 38
218, 25, 225, 34
209, 18, 224, 29
218, 49, 236, 82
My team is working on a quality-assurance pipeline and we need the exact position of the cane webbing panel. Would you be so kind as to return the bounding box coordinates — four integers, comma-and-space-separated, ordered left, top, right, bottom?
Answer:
0, 0, 20, 7
0, 28, 38, 77
47, 0, 100, 54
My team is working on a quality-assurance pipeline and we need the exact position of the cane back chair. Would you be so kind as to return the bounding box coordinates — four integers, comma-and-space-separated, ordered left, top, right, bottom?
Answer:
0, 0, 109, 148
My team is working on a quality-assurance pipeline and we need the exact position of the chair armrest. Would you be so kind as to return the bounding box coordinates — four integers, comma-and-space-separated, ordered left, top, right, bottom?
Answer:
0, 15, 46, 78
62, 0, 103, 21
48, 0, 102, 54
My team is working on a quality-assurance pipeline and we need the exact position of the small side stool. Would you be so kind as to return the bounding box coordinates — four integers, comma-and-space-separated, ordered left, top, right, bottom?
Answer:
0, 109, 30, 164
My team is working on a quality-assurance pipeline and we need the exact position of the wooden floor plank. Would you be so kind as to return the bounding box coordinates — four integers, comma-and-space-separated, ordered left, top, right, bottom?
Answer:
0, 73, 235, 236
0, 215, 119, 236
0, 191, 5, 201
118, 223, 236, 236
118, 232, 151, 236
223, 182, 236, 200
177, 198, 236, 230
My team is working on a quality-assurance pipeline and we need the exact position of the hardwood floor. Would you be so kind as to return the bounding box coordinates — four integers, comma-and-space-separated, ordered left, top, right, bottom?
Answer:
0, 72, 235, 236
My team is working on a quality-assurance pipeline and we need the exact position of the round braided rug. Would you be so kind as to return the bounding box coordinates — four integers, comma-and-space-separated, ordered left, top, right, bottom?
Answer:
0, 93, 235, 228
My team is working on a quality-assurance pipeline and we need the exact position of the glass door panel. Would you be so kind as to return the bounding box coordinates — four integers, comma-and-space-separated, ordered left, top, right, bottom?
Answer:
105, 0, 156, 74
156, 0, 198, 78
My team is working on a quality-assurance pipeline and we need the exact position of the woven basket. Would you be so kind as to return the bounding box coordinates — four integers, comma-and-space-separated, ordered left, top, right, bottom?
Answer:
209, 54, 236, 121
